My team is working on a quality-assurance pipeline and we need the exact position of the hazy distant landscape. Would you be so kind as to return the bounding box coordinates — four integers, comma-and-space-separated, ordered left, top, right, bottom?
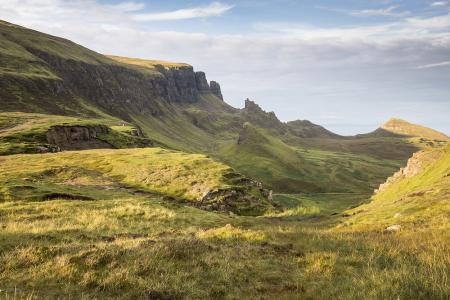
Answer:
0, 1, 449, 299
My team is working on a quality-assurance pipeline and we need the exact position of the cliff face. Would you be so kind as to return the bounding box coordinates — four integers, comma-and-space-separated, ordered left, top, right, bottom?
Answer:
20, 48, 223, 115
210, 81, 223, 100
0, 21, 224, 118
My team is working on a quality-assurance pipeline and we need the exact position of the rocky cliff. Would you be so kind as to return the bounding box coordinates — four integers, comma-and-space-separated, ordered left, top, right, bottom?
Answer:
0, 21, 224, 119
210, 81, 223, 100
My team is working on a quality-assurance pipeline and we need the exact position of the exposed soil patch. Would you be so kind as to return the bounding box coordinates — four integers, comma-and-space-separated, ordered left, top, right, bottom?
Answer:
43, 193, 94, 201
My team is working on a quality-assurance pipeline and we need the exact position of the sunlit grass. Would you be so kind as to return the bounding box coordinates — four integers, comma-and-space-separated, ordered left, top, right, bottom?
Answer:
0, 195, 448, 299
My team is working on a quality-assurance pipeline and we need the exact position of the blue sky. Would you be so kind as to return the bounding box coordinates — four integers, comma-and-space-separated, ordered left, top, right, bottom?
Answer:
1, 0, 450, 134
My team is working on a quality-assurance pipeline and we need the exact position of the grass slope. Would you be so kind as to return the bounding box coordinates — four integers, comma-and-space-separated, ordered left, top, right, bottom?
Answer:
219, 123, 403, 193
0, 20, 115, 79
0, 148, 269, 211
381, 118, 450, 141
0, 192, 448, 299
344, 143, 450, 230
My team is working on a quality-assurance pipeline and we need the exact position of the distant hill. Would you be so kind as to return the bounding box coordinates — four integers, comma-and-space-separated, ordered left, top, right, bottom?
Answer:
360, 118, 449, 141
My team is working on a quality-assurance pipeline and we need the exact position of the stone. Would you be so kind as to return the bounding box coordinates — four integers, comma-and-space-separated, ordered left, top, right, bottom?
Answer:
194, 71, 210, 91
210, 81, 223, 100
385, 224, 401, 232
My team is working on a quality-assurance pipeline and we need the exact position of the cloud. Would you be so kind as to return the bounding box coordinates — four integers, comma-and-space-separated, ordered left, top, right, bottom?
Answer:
431, 1, 449, 7
132, 2, 234, 21
406, 13, 450, 29
110, 2, 146, 12
349, 6, 409, 18
319, 5, 409, 18
416, 61, 450, 69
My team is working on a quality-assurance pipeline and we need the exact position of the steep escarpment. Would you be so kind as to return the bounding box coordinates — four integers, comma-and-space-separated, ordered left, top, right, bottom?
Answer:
0, 21, 224, 120
374, 149, 441, 194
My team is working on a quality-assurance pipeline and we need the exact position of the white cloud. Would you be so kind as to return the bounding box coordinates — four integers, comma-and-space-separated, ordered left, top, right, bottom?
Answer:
406, 13, 450, 29
349, 6, 409, 18
110, 2, 146, 12
132, 2, 234, 21
416, 61, 450, 69
431, 1, 449, 7
318, 5, 409, 18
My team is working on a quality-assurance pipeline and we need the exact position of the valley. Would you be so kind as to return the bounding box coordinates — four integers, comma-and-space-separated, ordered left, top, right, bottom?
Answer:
0, 19, 449, 299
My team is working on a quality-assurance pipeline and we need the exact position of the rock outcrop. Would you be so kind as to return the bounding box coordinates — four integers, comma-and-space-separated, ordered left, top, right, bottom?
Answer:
241, 99, 286, 134
46, 125, 112, 150
375, 150, 437, 194
210, 81, 223, 100
194, 71, 210, 91
199, 177, 271, 215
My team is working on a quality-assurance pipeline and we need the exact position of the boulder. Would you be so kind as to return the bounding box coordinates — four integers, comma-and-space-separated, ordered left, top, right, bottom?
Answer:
385, 224, 402, 232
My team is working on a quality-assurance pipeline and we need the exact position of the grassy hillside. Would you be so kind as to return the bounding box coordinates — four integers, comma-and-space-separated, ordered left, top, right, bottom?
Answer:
360, 118, 450, 142
107, 55, 191, 75
344, 143, 450, 230
381, 118, 449, 141
219, 123, 403, 193
0, 147, 271, 214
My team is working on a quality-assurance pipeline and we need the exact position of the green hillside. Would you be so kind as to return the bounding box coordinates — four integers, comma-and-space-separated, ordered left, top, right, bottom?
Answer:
360, 118, 450, 142
219, 123, 402, 193
344, 143, 450, 230
0, 147, 271, 215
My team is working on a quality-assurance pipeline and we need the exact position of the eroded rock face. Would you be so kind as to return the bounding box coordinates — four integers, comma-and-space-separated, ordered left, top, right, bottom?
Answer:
46, 125, 112, 150
195, 71, 210, 91
375, 150, 436, 194
210, 81, 223, 100
10, 48, 224, 116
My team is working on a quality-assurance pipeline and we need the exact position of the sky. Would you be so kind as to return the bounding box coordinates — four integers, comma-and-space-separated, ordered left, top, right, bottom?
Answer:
1, 0, 450, 135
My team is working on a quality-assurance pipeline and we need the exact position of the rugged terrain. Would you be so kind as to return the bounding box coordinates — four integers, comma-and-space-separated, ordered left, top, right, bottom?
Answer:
0, 20, 449, 299
2, 19, 443, 194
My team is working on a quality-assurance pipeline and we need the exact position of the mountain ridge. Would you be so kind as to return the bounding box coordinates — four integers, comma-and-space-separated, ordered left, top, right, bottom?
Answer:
0, 19, 446, 194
